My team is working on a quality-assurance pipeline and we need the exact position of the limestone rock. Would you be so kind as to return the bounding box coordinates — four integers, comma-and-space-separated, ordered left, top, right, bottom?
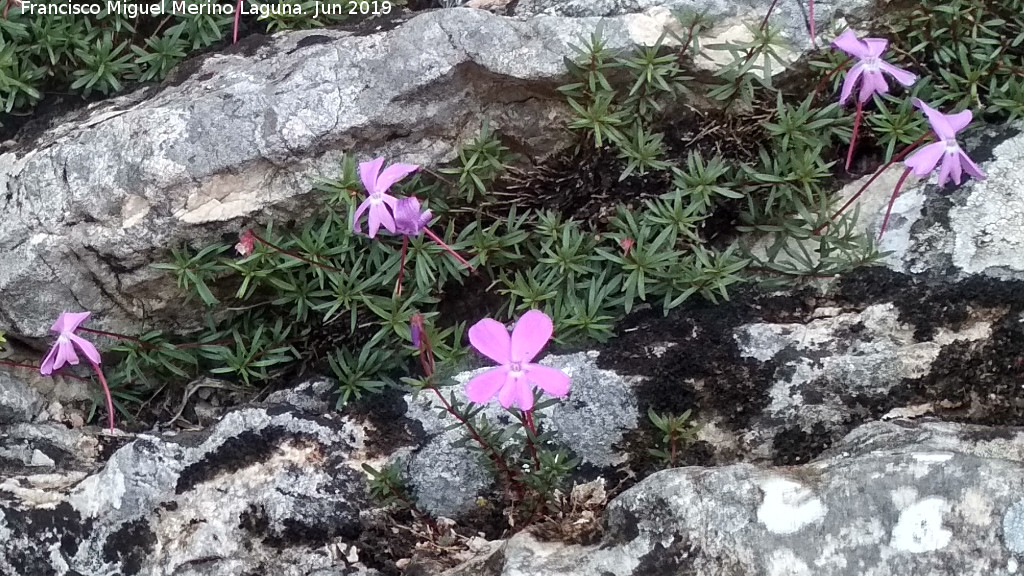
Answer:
0, 406, 373, 576
455, 420, 1024, 576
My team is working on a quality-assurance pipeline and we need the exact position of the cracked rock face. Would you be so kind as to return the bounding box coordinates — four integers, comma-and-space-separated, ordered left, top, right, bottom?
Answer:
0, 7, 690, 339
842, 123, 1024, 281
0, 406, 373, 576
471, 420, 1024, 576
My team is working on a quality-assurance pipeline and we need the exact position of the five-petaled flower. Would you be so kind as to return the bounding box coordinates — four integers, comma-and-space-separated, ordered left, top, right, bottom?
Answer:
904, 99, 986, 186
465, 310, 570, 412
40, 312, 101, 375
832, 30, 917, 105
832, 29, 918, 171
353, 157, 419, 239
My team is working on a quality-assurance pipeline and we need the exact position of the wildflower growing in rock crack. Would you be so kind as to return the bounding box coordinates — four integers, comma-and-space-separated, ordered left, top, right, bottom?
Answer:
391, 196, 474, 296
819, 99, 986, 241
832, 29, 917, 171
904, 99, 986, 187
353, 157, 419, 239
871, 99, 987, 237
40, 312, 115, 433
465, 310, 570, 412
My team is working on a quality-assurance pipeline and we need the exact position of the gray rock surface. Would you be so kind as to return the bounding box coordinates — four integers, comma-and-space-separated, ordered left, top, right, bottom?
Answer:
0, 371, 42, 425
403, 351, 639, 517
733, 302, 995, 461
0, 406, 377, 576
0, 7, 695, 339
824, 124, 1024, 281
513, 0, 874, 44
457, 419, 1024, 576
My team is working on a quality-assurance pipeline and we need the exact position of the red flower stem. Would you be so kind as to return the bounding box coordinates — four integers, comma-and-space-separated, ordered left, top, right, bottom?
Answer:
233, 0, 241, 43
249, 230, 346, 273
423, 229, 475, 271
521, 410, 541, 472
808, 0, 816, 48
77, 327, 152, 348
813, 133, 930, 235
878, 167, 913, 239
811, 55, 852, 99
428, 387, 521, 491
88, 360, 115, 434
845, 99, 864, 171
0, 360, 91, 382
758, 0, 780, 32
395, 237, 408, 298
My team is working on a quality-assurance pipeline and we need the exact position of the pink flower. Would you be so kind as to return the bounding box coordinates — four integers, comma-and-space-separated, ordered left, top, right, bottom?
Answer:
465, 310, 570, 412
393, 196, 433, 237
832, 30, 917, 105
40, 312, 101, 375
904, 99, 986, 186
235, 229, 255, 256
353, 157, 419, 239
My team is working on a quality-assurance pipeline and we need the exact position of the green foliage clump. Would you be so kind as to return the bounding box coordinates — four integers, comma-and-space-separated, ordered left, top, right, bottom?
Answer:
0, 0, 403, 119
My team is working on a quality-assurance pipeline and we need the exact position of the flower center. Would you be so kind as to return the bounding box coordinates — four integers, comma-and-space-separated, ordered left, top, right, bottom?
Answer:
944, 140, 961, 154
863, 56, 881, 71
509, 361, 523, 373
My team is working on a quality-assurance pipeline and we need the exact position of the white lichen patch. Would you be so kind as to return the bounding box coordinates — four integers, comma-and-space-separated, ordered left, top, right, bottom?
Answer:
1002, 499, 1024, 553
957, 489, 994, 526
757, 477, 827, 534
767, 548, 811, 576
891, 497, 952, 553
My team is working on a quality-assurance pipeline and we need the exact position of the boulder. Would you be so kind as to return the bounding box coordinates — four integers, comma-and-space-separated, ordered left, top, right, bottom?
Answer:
0, 7, 686, 339
0, 405, 375, 576
460, 419, 1024, 576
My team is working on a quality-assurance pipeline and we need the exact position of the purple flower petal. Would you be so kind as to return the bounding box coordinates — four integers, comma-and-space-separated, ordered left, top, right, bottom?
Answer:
468, 318, 512, 364
878, 61, 917, 87
863, 37, 888, 58
526, 364, 570, 398
943, 109, 974, 134
858, 69, 889, 103
466, 367, 508, 404
352, 198, 372, 234
937, 152, 957, 186
832, 30, 870, 57
57, 339, 78, 368
839, 61, 866, 105
958, 149, 986, 180
51, 311, 91, 334
913, 99, 959, 141
68, 332, 101, 365
510, 310, 553, 364
497, 372, 523, 409
374, 163, 419, 193
512, 376, 534, 411
359, 158, 385, 194
904, 142, 945, 177
40, 345, 59, 375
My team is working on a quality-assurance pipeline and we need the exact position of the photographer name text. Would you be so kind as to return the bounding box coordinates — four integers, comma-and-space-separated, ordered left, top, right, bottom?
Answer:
17, 1, 393, 19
